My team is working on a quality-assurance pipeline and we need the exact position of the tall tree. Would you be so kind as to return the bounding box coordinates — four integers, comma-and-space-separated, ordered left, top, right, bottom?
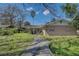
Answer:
72, 14, 79, 29
31, 10, 36, 34
0, 5, 20, 28
16, 8, 27, 29
0, 4, 27, 29
62, 3, 79, 30
62, 3, 78, 18
31, 10, 36, 25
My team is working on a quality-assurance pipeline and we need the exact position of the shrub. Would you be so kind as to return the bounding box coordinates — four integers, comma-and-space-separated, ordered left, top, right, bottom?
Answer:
17, 28, 31, 34
0, 33, 34, 55
0, 28, 18, 36
48, 36, 79, 56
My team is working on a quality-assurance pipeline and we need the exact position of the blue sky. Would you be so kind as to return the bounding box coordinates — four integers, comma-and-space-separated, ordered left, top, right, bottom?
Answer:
22, 3, 66, 25
0, 3, 66, 25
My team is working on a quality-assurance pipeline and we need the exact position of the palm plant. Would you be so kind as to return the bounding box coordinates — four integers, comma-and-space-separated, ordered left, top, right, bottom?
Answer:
61, 3, 79, 35
62, 3, 78, 18
31, 10, 36, 34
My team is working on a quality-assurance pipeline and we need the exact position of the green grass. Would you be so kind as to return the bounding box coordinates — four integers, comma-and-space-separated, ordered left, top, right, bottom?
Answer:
0, 33, 34, 55
45, 36, 79, 56
0, 32, 79, 56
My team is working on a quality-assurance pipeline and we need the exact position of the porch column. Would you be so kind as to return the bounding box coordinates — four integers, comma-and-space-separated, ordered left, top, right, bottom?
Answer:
42, 29, 47, 36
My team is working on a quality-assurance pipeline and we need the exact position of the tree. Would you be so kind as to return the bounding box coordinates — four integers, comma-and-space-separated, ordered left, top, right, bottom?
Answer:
62, 3, 78, 18
0, 5, 19, 28
62, 3, 79, 30
0, 4, 27, 29
16, 8, 27, 30
31, 10, 36, 34
72, 15, 79, 29
24, 21, 31, 26
59, 20, 63, 24
50, 18, 56, 22
31, 10, 36, 25
42, 3, 79, 30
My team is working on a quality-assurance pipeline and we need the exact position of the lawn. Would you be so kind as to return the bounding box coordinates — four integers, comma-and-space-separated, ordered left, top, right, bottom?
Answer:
0, 33, 34, 56
0, 32, 79, 56
45, 36, 79, 56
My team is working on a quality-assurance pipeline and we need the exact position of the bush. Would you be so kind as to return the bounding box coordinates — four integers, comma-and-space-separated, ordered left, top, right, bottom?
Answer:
17, 28, 31, 34
0, 33, 34, 55
8, 28, 18, 33
48, 36, 79, 56
1, 30, 13, 35
0, 28, 18, 36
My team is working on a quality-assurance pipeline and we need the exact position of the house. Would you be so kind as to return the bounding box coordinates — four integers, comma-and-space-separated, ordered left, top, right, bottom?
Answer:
42, 20, 77, 36
31, 19, 77, 36
43, 24, 77, 36
0, 19, 77, 36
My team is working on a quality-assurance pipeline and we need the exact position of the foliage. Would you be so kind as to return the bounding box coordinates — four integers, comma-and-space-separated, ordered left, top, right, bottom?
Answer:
0, 28, 18, 36
62, 3, 79, 30
0, 33, 34, 55
72, 15, 79, 29
24, 21, 31, 26
0, 4, 28, 28
31, 10, 36, 18
0, 5, 19, 27
62, 3, 78, 18
0, 28, 32, 36
46, 36, 79, 56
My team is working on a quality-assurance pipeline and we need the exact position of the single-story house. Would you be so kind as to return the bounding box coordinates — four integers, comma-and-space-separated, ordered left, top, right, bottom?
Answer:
30, 20, 77, 36
0, 19, 78, 36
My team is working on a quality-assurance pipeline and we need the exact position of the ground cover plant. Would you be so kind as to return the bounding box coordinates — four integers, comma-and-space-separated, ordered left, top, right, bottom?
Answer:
46, 36, 79, 56
0, 33, 34, 55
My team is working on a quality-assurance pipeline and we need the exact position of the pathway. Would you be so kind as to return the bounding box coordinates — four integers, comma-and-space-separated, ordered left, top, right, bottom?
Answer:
21, 37, 52, 56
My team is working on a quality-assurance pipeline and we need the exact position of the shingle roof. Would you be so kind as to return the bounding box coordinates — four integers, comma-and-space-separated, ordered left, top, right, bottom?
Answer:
46, 19, 69, 25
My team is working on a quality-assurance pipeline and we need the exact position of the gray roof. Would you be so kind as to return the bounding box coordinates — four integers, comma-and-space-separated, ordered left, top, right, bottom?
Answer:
46, 20, 70, 26
24, 25, 43, 28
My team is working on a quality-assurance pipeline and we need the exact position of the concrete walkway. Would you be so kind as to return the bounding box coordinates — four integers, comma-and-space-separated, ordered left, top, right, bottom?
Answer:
21, 37, 52, 56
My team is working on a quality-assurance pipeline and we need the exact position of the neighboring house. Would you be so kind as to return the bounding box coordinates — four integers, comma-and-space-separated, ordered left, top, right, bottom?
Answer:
0, 19, 77, 35
42, 20, 77, 36
43, 24, 77, 36
31, 20, 77, 36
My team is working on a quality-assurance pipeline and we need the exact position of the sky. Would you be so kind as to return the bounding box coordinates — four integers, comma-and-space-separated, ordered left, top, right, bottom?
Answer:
0, 3, 66, 25
23, 3, 66, 25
